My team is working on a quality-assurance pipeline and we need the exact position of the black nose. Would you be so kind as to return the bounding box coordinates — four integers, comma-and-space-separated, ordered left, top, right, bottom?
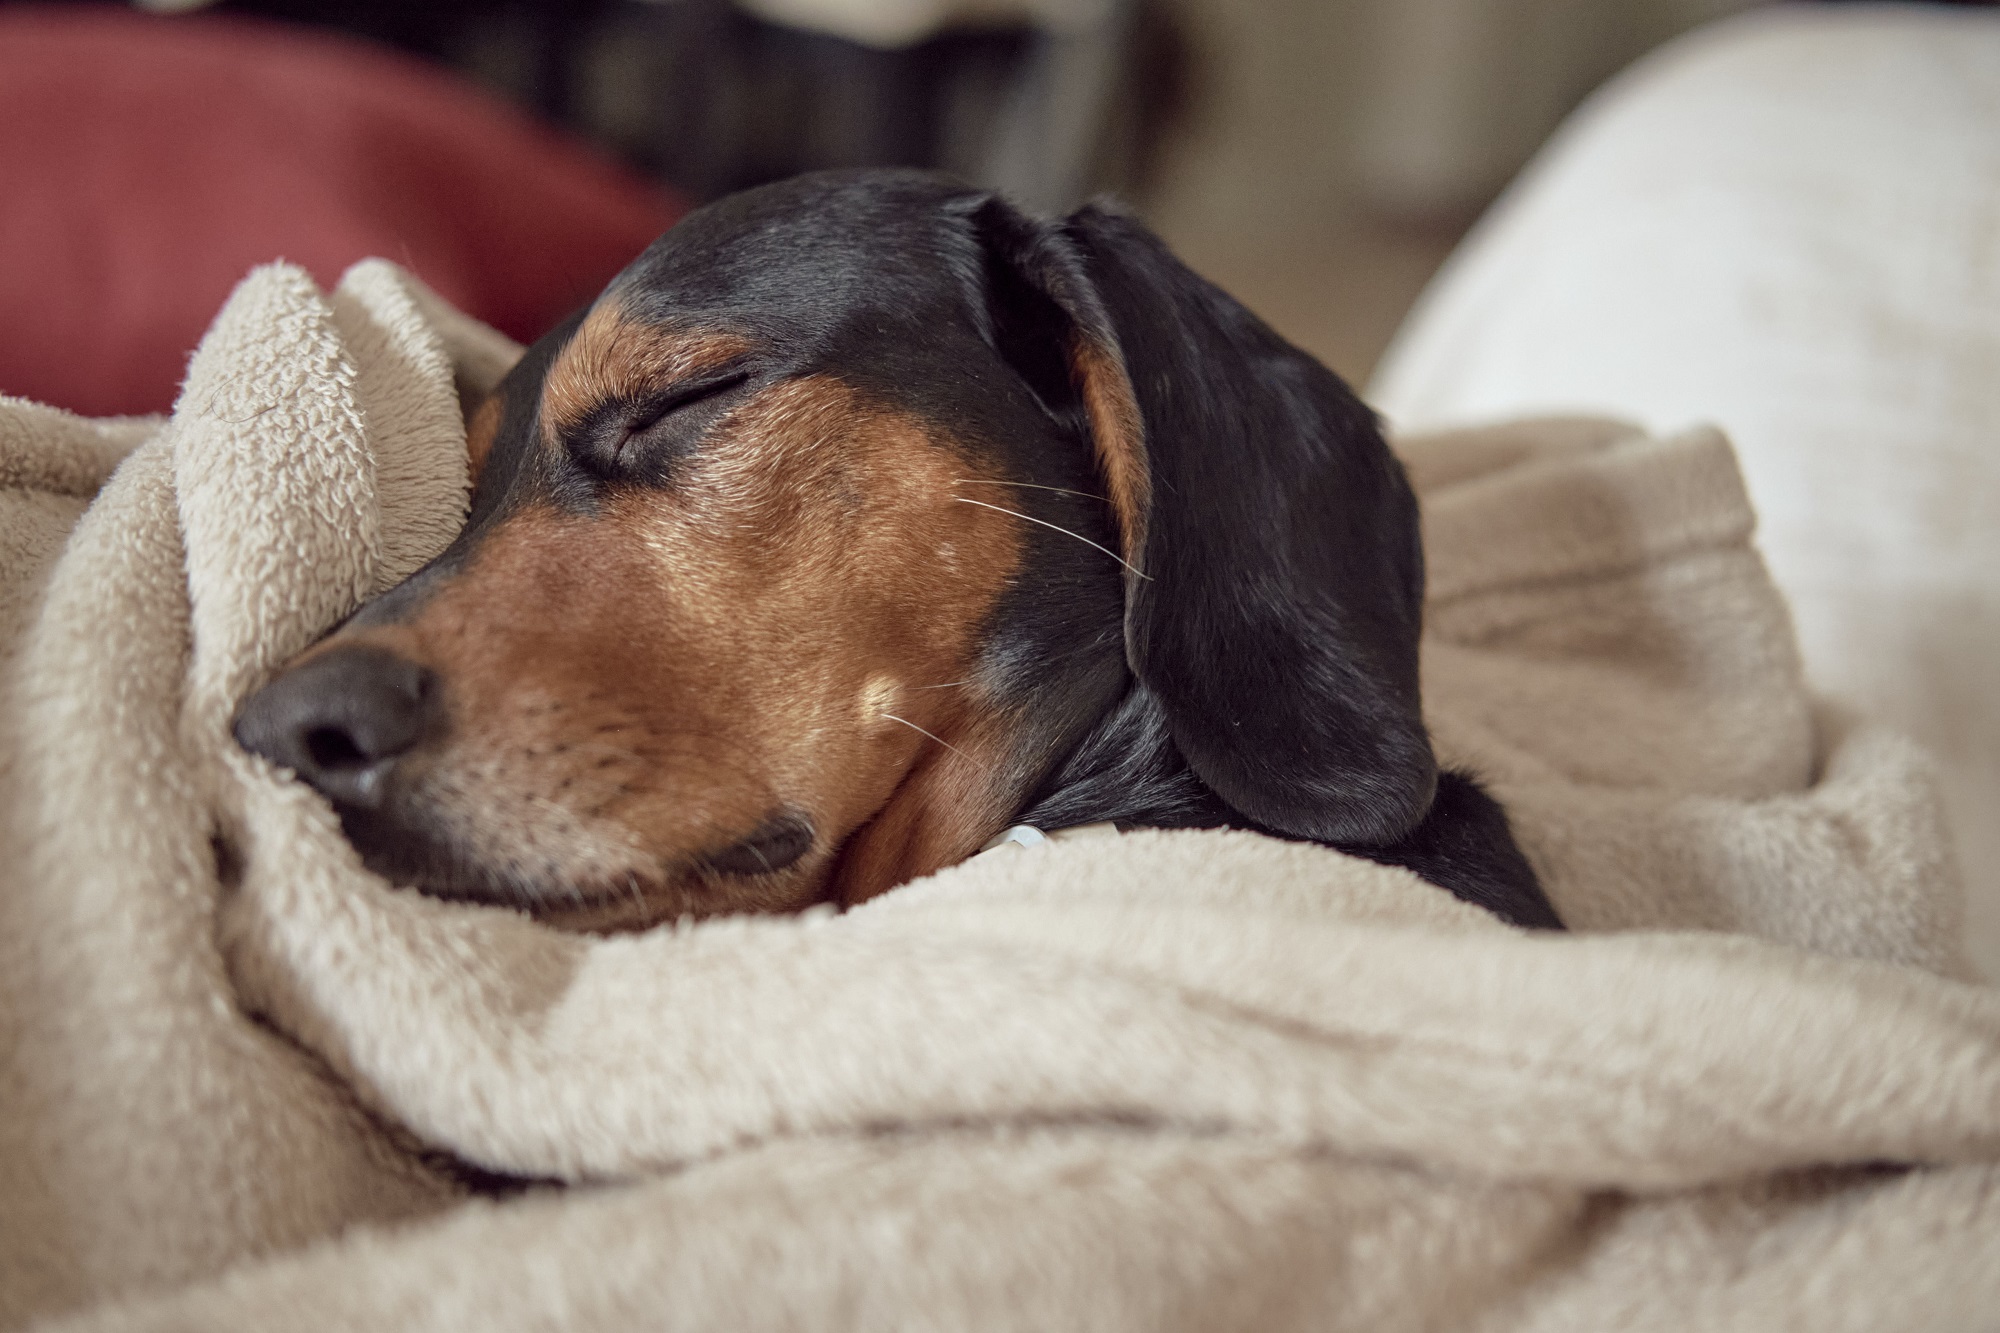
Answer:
233, 646, 441, 809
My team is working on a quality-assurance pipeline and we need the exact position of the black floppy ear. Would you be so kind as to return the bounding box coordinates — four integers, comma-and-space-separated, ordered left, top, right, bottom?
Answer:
971, 196, 1436, 845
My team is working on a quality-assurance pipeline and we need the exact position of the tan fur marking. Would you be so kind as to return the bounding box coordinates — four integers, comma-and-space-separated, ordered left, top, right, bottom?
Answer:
540, 302, 752, 444
463, 393, 503, 484
1072, 337, 1151, 568
322, 374, 1026, 931
830, 711, 1019, 908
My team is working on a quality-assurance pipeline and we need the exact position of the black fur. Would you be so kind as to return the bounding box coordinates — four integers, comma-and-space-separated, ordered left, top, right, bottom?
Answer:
343, 169, 1562, 930
954, 184, 1559, 929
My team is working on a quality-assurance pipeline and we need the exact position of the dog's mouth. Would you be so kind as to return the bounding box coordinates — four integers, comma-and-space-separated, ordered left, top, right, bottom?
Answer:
330, 794, 824, 930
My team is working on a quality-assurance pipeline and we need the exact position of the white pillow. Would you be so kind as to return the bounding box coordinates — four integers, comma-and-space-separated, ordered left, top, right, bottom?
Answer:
1370, 4, 2000, 977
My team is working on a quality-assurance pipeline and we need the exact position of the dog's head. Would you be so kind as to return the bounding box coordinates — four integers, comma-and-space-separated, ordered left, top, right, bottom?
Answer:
234, 170, 1433, 930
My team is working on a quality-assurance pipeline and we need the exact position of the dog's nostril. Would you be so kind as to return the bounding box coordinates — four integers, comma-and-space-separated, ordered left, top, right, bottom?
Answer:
304, 725, 369, 772
234, 645, 442, 810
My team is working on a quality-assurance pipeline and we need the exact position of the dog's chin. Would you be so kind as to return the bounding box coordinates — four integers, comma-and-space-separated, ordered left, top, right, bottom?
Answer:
331, 801, 828, 934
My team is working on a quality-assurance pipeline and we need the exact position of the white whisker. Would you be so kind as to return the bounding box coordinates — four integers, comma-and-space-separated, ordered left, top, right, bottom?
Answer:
881, 713, 969, 759
952, 477, 1107, 502
951, 497, 1150, 579
910, 680, 971, 690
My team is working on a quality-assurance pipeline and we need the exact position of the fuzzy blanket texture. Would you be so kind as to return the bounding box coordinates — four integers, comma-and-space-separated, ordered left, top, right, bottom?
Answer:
3, 262, 1997, 1331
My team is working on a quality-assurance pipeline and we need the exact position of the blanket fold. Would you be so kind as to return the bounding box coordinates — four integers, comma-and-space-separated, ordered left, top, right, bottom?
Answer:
3, 263, 1994, 1332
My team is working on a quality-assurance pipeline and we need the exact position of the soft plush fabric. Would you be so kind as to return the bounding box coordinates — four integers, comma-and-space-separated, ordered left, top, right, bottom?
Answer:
1369, 4, 2000, 979
0, 7, 683, 419
3, 262, 1995, 1331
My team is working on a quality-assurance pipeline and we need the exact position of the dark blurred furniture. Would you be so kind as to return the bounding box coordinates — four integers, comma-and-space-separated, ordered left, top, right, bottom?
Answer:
0, 7, 684, 417
207, 0, 1181, 212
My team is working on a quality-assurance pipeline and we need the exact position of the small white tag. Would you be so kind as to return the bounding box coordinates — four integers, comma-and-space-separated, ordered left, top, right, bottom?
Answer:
978, 824, 1050, 854
973, 821, 1121, 859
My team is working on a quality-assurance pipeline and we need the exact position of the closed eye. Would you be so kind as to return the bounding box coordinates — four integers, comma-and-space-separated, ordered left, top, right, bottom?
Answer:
582, 367, 754, 480
623, 368, 751, 440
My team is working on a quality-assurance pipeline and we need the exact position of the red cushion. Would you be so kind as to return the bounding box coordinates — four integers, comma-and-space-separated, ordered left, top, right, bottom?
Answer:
0, 8, 685, 418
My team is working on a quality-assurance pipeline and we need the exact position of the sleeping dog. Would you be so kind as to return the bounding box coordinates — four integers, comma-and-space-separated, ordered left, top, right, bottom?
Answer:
233, 169, 1561, 932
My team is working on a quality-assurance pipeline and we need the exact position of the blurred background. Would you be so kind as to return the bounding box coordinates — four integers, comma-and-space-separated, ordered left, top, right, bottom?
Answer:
1, 0, 1992, 414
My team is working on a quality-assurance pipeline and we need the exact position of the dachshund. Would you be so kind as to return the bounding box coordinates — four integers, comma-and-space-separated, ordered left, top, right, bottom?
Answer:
232, 169, 1561, 933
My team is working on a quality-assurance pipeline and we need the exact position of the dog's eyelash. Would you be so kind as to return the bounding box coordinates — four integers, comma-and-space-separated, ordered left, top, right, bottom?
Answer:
627, 368, 752, 433
597, 368, 755, 472
620, 368, 752, 436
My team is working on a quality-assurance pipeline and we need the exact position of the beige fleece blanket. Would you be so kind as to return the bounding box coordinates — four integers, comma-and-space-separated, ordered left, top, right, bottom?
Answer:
3, 262, 1996, 1332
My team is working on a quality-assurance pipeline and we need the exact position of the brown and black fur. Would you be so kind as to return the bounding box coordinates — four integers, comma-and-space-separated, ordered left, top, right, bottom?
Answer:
234, 169, 1560, 933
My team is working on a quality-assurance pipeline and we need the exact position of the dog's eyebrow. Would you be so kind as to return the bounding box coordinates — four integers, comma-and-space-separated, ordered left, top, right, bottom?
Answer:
465, 393, 504, 482
541, 302, 754, 446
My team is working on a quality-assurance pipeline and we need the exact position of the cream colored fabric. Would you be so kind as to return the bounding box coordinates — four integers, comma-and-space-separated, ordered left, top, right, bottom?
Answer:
0, 262, 515, 1328
1369, 5, 2000, 979
3, 263, 1996, 1332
